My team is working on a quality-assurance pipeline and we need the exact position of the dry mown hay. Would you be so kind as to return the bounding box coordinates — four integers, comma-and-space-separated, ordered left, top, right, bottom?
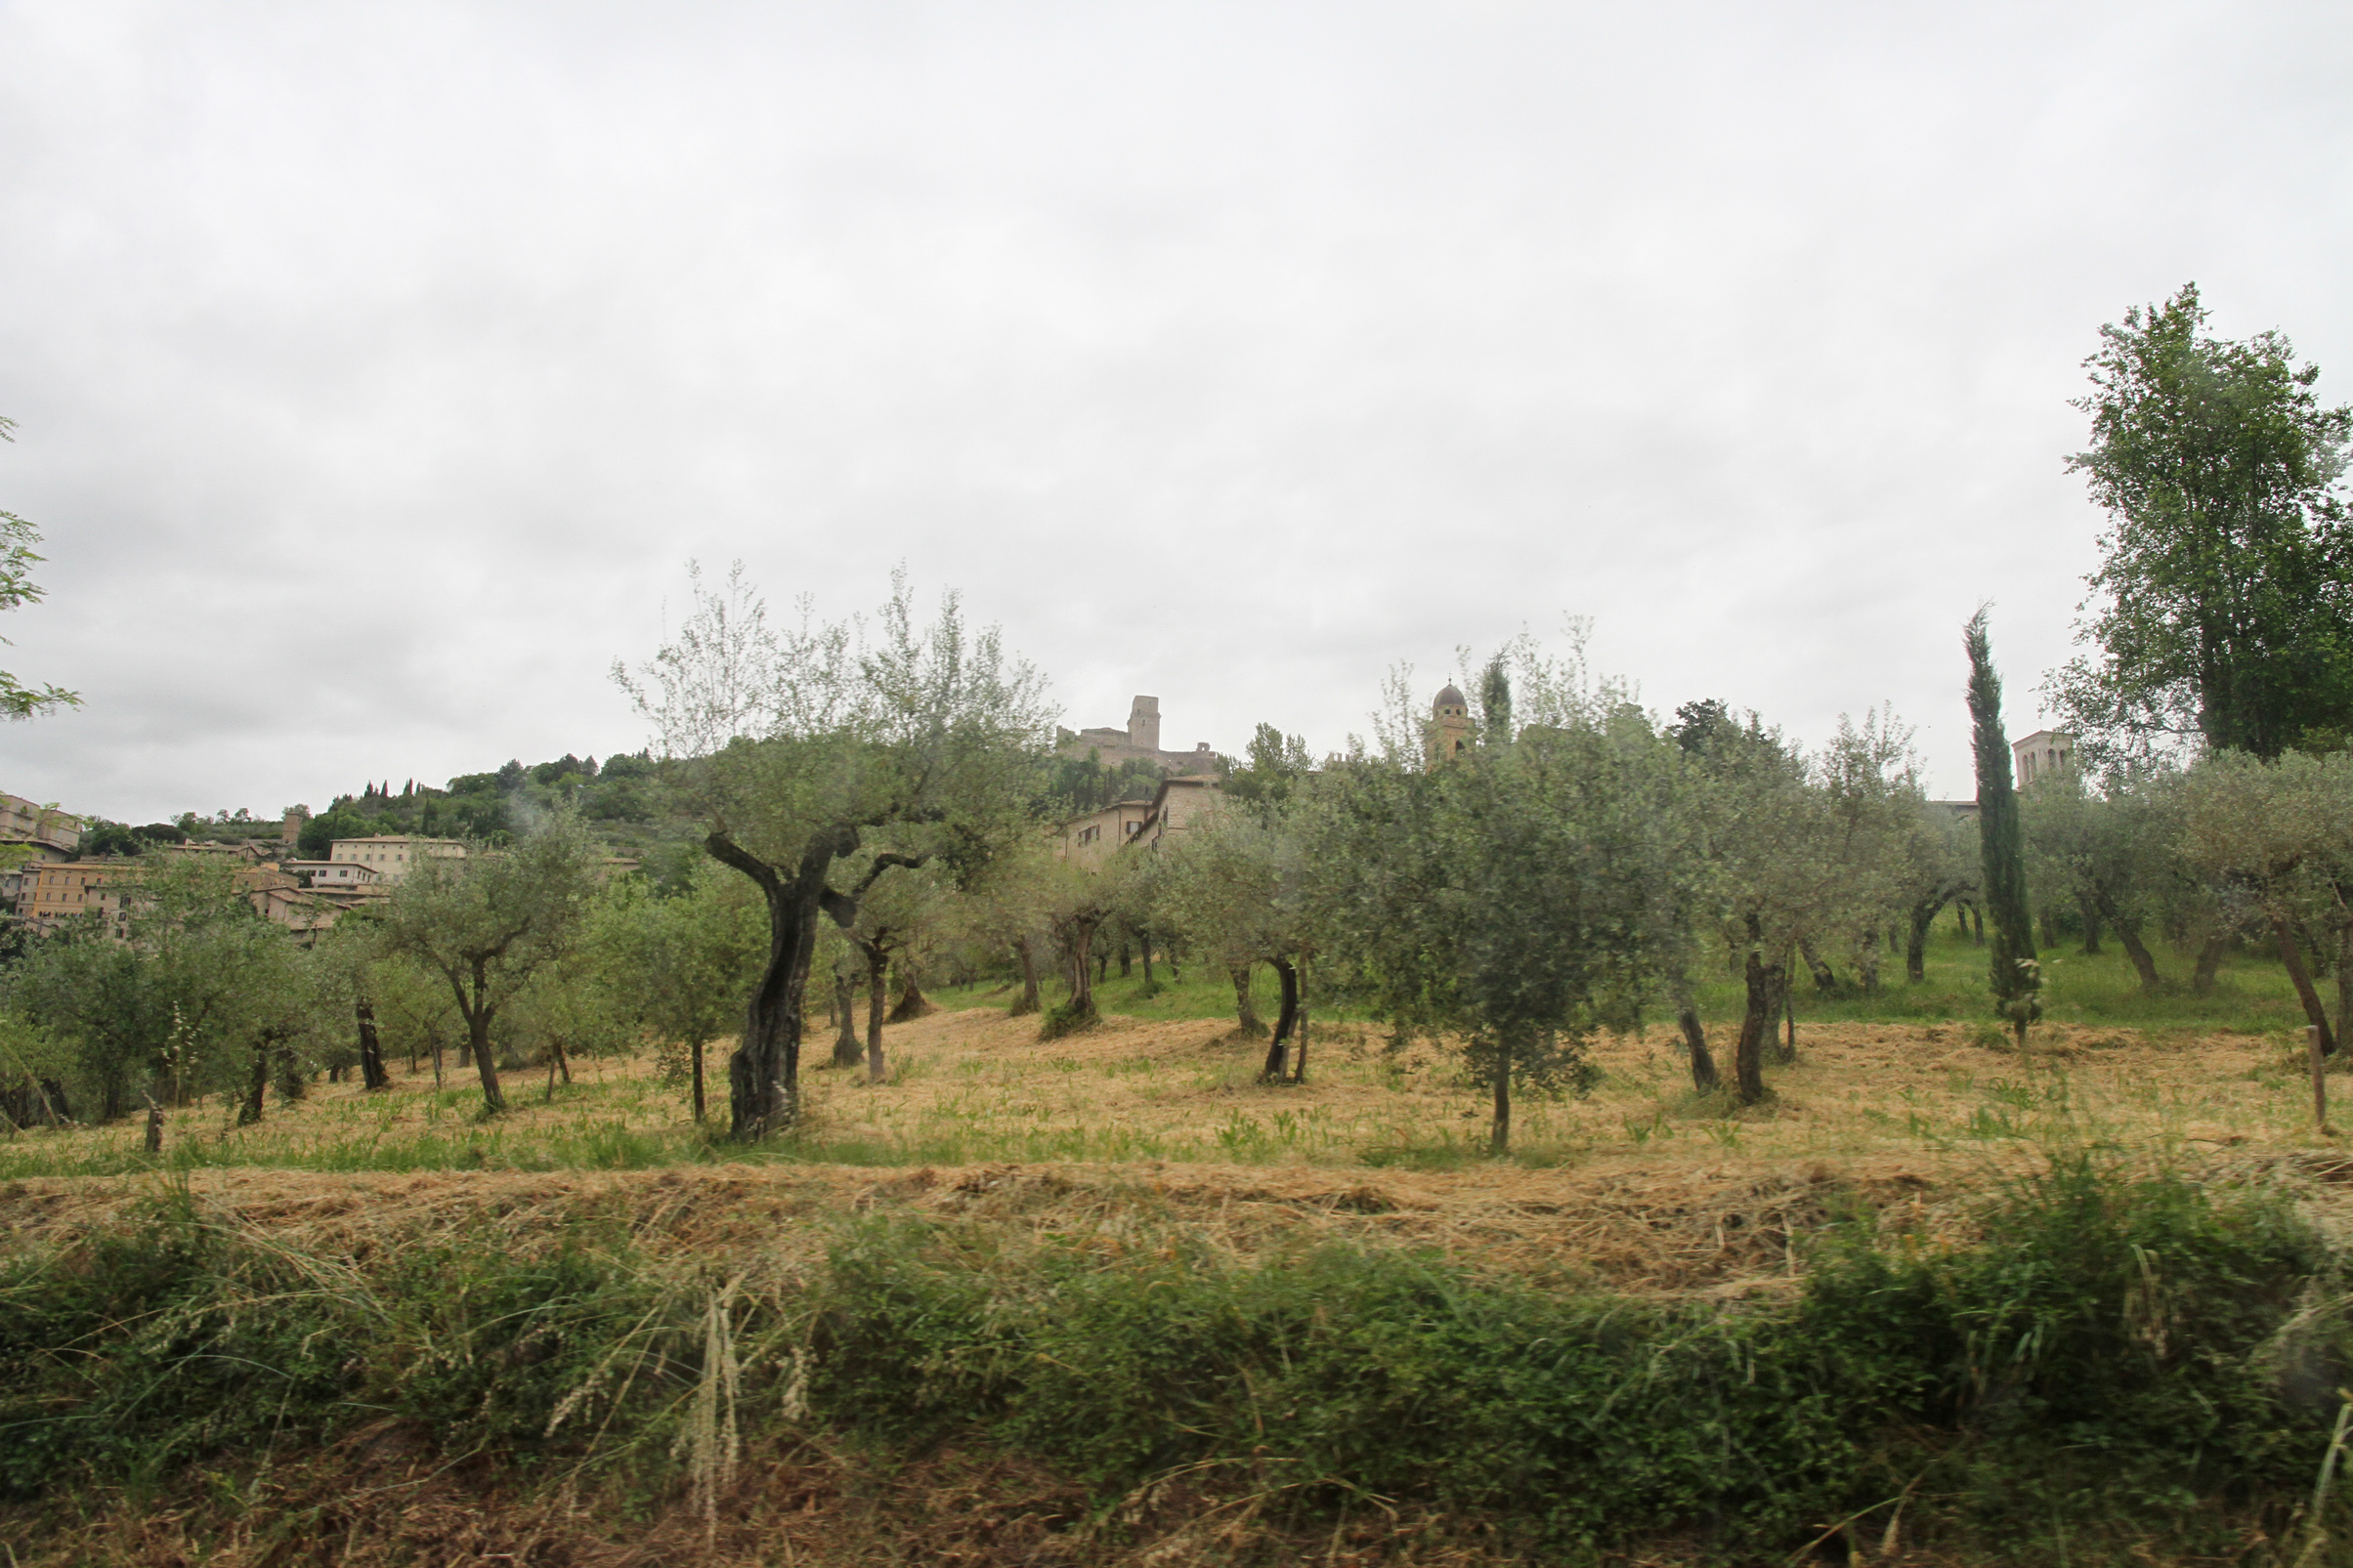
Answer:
9, 1139, 2348, 1300
2, 1006, 2344, 1296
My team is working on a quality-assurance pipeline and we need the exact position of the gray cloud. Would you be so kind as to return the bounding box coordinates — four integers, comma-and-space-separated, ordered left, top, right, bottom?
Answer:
1, 0, 2347, 818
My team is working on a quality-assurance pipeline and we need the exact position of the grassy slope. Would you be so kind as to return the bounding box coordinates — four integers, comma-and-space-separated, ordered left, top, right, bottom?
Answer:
982, 922, 2317, 1038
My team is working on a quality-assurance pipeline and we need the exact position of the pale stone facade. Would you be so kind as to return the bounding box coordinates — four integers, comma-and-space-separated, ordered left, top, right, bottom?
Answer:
1134, 775, 1224, 848
1054, 776, 1226, 866
328, 835, 465, 884
283, 859, 385, 890
1056, 799, 1158, 869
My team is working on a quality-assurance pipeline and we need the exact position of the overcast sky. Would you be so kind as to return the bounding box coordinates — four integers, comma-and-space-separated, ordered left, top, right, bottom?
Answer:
1, 0, 2347, 822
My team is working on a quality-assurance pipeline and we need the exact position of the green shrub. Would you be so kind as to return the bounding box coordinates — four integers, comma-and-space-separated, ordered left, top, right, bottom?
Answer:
0, 1204, 691, 1499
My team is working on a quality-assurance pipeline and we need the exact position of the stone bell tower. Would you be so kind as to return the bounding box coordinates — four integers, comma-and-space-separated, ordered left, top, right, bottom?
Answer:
1430, 684, 1472, 766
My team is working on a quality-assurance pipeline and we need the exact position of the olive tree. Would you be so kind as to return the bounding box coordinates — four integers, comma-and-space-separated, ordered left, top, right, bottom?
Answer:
378, 810, 602, 1114
1679, 707, 1914, 1102
6, 858, 294, 1121
2023, 769, 2181, 992
1305, 639, 1691, 1153
588, 862, 766, 1122
2175, 749, 2353, 1050
1158, 808, 1312, 1081
617, 565, 1049, 1135
1895, 803, 1980, 983
837, 855, 953, 1082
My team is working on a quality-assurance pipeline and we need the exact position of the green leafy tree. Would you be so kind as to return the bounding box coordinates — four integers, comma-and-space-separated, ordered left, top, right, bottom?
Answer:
377, 810, 602, 1114
1968, 609, 2040, 1044
1159, 809, 1312, 1080
589, 863, 765, 1121
2022, 769, 2181, 992
2173, 750, 2353, 1050
616, 564, 1049, 1136
1305, 639, 1690, 1153
1221, 723, 1313, 811
2048, 284, 2353, 761
0, 416, 78, 721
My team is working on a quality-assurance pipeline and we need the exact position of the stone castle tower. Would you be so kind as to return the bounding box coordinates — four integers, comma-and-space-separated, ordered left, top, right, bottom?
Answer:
1127, 695, 1162, 753
1061, 693, 1219, 776
1431, 683, 1472, 765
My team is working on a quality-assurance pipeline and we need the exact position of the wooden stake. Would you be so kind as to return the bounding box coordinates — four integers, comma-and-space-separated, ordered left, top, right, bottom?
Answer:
2314, 1024, 2334, 1136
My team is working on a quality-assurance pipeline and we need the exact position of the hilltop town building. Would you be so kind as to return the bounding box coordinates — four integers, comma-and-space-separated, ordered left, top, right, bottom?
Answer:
1056, 799, 1157, 869
1063, 695, 1220, 776
20, 860, 148, 939
328, 835, 465, 884
1055, 774, 1227, 866
283, 859, 384, 890
1133, 775, 1223, 848
0, 793, 82, 861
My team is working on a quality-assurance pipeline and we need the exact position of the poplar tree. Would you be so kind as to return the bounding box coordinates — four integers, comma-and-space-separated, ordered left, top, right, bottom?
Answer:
1966, 608, 2040, 1044
2049, 285, 2353, 761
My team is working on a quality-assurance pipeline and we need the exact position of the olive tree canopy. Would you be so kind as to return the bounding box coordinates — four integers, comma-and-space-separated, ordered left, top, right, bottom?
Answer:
1303, 636, 1693, 1154
617, 565, 1050, 1136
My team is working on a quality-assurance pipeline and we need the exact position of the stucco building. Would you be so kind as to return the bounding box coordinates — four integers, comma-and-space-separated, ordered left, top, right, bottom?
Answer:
1055, 775, 1226, 867
328, 835, 465, 884
0, 793, 82, 861
20, 860, 147, 939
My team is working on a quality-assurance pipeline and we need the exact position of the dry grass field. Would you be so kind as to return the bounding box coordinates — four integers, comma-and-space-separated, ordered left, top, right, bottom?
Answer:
7, 995, 2352, 1295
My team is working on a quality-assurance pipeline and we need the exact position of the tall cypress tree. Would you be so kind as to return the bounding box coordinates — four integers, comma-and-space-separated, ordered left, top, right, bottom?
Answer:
1965, 608, 2040, 1044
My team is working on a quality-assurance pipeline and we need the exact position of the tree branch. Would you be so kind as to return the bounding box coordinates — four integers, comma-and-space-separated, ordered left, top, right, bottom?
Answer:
706, 830, 783, 893
820, 851, 928, 930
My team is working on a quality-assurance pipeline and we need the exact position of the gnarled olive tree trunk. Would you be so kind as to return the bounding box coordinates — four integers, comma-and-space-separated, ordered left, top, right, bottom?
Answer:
356, 1000, 389, 1090
2274, 914, 2335, 1055
1259, 955, 1301, 1081
1008, 936, 1041, 1016
707, 826, 924, 1137
1733, 950, 1783, 1105
1229, 965, 1264, 1038
861, 938, 890, 1083
832, 972, 863, 1067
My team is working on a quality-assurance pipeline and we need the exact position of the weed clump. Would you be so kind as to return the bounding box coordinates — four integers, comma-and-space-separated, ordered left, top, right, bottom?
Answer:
1036, 998, 1096, 1040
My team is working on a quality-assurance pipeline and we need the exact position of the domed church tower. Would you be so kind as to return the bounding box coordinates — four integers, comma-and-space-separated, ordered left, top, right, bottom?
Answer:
1431, 684, 1473, 766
